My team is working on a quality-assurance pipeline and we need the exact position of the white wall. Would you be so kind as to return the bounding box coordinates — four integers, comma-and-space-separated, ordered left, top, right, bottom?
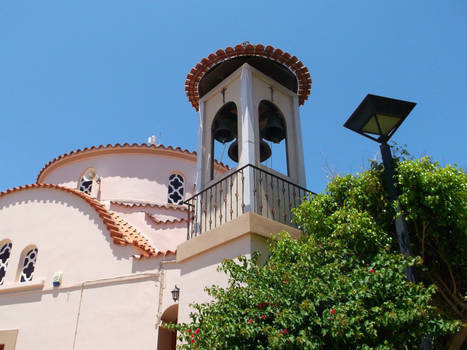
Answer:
0, 188, 164, 350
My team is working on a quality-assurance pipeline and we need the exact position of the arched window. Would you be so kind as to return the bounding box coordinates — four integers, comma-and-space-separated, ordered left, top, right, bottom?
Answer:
258, 100, 288, 175
168, 174, 184, 205
211, 102, 238, 178
19, 247, 38, 283
0, 240, 12, 286
79, 168, 97, 195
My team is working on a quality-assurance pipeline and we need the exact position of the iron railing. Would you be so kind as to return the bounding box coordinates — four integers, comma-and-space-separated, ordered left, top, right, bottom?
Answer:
185, 164, 315, 239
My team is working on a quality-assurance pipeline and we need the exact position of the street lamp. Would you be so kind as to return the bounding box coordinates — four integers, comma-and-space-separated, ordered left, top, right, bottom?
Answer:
344, 94, 416, 282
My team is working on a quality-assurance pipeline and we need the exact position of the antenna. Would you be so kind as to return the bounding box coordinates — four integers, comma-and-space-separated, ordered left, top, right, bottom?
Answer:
147, 133, 162, 146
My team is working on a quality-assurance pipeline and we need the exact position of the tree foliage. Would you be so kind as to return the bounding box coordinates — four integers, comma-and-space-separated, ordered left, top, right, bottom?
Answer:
174, 155, 465, 349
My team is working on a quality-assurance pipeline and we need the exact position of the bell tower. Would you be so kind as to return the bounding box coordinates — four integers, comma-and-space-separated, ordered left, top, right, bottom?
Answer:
176, 43, 313, 327
184, 43, 312, 236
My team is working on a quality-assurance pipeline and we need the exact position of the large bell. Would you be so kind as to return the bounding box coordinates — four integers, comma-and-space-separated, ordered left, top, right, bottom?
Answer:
213, 112, 237, 144
261, 113, 286, 144
228, 140, 271, 163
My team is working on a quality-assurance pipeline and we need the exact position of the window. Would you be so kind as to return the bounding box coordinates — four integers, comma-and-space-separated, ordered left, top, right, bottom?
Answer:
19, 247, 38, 283
79, 168, 97, 195
0, 241, 12, 286
168, 174, 184, 205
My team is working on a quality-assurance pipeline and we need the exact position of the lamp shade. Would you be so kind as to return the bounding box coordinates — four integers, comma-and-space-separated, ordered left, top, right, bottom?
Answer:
171, 285, 180, 302
344, 94, 416, 143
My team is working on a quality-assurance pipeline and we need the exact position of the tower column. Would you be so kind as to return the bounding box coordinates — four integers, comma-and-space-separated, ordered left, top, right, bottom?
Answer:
292, 95, 307, 187
239, 64, 256, 213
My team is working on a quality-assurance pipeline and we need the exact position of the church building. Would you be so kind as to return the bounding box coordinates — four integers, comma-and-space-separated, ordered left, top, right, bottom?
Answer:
0, 43, 312, 350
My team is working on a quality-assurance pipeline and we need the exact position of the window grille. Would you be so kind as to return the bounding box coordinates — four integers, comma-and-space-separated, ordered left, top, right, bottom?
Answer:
0, 242, 12, 285
20, 248, 38, 283
168, 174, 184, 205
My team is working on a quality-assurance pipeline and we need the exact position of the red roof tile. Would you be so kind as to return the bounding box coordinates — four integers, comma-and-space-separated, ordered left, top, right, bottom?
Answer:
185, 43, 312, 111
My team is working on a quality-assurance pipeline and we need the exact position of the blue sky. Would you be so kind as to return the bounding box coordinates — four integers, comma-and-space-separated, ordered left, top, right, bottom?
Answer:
1, 1, 465, 193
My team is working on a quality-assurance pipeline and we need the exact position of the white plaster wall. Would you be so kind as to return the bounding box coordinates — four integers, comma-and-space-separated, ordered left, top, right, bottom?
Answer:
177, 234, 268, 325
110, 208, 187, 253
0, 188, 164, 350
0, 279, 160, 350
0, 189, 135, 285
41, 153, 197, 204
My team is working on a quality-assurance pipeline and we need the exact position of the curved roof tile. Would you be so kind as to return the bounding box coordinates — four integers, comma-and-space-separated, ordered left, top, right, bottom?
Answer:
185, 43, 312, 111
111, 200, 188, 212
145, 213, 186, 226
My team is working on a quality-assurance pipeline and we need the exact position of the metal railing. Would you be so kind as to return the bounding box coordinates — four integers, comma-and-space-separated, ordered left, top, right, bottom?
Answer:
185, 164, 315, 239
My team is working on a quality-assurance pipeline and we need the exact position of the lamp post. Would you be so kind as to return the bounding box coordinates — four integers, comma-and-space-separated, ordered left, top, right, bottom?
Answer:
344, 94, 416, 280
344, 94, 433, 350
344, 94, 434, 349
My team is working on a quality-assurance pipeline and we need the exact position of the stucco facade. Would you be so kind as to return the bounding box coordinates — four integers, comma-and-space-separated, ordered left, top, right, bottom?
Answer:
1, 42, 312, 349
0, 144, 229, 350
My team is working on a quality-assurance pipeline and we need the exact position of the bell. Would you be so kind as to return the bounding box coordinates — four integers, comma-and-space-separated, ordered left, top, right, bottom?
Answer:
227, 140, 271, 163
260, 140, 272, 162
213, 112, 237, 144
261, 113, 286, 144
228, 140, 238, 162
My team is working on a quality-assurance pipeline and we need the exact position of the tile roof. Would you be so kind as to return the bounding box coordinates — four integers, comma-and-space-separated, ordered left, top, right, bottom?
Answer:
36, 143, 229, 183
185, 43, 312, 111
0, 184, 174, 258
145, 213, 186, 226
111, 200, 188, 212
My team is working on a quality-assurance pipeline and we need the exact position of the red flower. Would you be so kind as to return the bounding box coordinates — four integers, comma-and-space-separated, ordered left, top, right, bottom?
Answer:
274, 303, 278, 307
370, 268, 375, 274
330, 309, 335, 315
283, 329, 288, 334
257, 303, 263, 309
188, 329, 192, 334
194, 328, 200, 335
282, 280, 287, 284
261, 315, 266, 320
248, 318, 253, 324
329, 317, 334, 321
191, 339, 195, 343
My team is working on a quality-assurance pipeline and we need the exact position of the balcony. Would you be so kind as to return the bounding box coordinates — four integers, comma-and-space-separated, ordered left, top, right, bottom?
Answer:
184, 164, 314, 239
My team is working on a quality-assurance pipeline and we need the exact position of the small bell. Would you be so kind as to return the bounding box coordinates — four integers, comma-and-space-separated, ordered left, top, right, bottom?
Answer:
213, 111, 237, 144
227, 140, 271, 163
261, 113, 286, 144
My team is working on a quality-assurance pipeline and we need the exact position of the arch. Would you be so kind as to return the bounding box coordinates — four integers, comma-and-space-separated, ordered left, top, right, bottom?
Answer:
0, 239, 13, 285
78, 167, 97, 195
167, 173, 185, 205
211, 101, 239, 178
157, 304, 179, 350
17, 245, 38, 283
258, 100, 289, 175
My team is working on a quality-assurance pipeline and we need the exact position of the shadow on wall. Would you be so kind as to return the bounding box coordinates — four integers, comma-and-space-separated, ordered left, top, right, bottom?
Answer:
0, 189, 133, 262
157, 303, 178, 350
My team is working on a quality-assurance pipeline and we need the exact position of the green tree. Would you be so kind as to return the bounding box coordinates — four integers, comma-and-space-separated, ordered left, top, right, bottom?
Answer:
174, 156, 465, 349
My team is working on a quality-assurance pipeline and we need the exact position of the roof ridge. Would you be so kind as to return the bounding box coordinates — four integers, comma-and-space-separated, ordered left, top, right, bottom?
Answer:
36, 142, 229, 183
0, 184, 175, 258
111, 200, 188, 212
145, 212, 186, 225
